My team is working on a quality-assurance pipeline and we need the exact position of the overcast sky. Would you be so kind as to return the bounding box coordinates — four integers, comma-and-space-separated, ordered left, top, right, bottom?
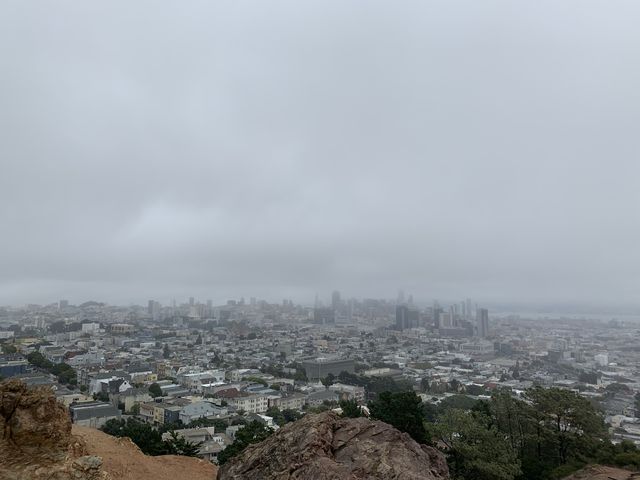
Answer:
1, 1, 640, 309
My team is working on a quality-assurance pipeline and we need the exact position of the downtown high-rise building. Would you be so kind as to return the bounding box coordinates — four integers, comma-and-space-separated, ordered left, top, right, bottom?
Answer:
396, 304, 419, 330
477, 308, 489, 338
332, 290, 341, 311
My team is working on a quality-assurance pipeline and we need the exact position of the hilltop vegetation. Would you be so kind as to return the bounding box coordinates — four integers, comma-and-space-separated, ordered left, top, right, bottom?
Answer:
351, 387, 640, 480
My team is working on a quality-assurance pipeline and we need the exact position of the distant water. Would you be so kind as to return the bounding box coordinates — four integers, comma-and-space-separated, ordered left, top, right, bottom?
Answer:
494, 310, 640, 324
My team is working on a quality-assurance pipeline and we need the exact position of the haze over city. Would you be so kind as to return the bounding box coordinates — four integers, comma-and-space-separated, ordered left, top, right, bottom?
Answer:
2, 1, 640, 310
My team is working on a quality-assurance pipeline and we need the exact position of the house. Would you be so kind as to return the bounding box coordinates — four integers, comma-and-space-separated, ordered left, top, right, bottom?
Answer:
41, 347, 66, 364
139, 402, 156, 423
88, 371, 130, 395
269, 393, 306, 410
228, 393, 269, 414
179, 400, 228, 424
0, 355, 28, 378
112, 387, 152, 413
58, 392, 93, 407
69, 401, 121, 428
328, 383, 365, 403
126, 365, 157, 384
228, 368, 261, 382
161, 427, 228, 462
306, 389, 340, 407
178, 370, 225, 392
152, 402, 183, 425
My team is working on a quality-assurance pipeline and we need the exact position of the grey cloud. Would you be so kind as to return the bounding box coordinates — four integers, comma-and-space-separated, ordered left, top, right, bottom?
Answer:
1, 1, 640, 308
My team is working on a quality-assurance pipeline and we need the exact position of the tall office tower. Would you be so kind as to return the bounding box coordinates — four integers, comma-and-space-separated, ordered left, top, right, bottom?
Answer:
313, 307, 335, 325
332, 290, 341, 310
477, 308, 490, 338
433, 307, 442, 328
409, 308, 420, 329
449, 305, 457, 327
433, 301, 441, 328
408, 294, 414, 306
148, 300, 155, 315
466, 298, 473, 320
189, 297, 195, 306
461, 301, 466, 320
396, 305, 409, 331
397, 289, 405, 304
397, 305, 419, 330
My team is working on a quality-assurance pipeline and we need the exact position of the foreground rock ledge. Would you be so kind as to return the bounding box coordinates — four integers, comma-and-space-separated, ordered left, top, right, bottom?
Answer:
218, 411, 449, 480
0, 379, 216, 480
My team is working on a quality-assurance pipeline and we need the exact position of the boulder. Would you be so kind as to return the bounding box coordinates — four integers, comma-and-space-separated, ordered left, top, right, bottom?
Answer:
218, 411, 449, 479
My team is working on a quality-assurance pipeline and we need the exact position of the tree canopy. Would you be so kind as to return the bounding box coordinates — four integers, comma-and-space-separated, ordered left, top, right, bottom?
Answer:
148, 382, 163, 398
217, 421, 273, 465
368, 391, 428, 444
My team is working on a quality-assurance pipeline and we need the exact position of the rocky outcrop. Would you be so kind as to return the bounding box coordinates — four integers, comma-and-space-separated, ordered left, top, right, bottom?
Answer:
218, 411, 449, 479
562, 465, 640, 480
0, 379, 216, 480
0, 378, 105, 480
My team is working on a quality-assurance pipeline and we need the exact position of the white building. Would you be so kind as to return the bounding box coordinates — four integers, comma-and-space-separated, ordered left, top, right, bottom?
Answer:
81, 323, 101, 334
229, 393, 269, 414
595, 353, 609, 367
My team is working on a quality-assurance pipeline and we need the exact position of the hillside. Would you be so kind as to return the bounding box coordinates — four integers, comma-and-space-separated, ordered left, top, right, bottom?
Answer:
72, 426, 217, 480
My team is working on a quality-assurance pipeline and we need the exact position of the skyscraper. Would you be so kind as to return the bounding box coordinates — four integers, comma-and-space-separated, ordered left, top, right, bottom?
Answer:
396, 305, 408, 330
332, 290, 341, 311
396, 305, 419, 330
477, 308, 489, 338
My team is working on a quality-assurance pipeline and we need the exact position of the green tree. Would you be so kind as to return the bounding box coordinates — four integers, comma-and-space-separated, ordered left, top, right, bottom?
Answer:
435, 409, 521, 480
438, 394, 479, 413
101, 418, 167, 455
26, 351, 77, 385
321, 373, 335, 387
164, 430, 202, 457
420, 377, 430, 392
339, 398, 362, 418
1, 343, 17, 354
188, 417, 228, 430
26, 351, 53, 369
217, 421, 273, 465
368, 391, 427, 444
94, 391, 110, 402
148, 382, 163, 398
282, 409, 302, 423
526, 387, 607, 466
265, 406, 286, 426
